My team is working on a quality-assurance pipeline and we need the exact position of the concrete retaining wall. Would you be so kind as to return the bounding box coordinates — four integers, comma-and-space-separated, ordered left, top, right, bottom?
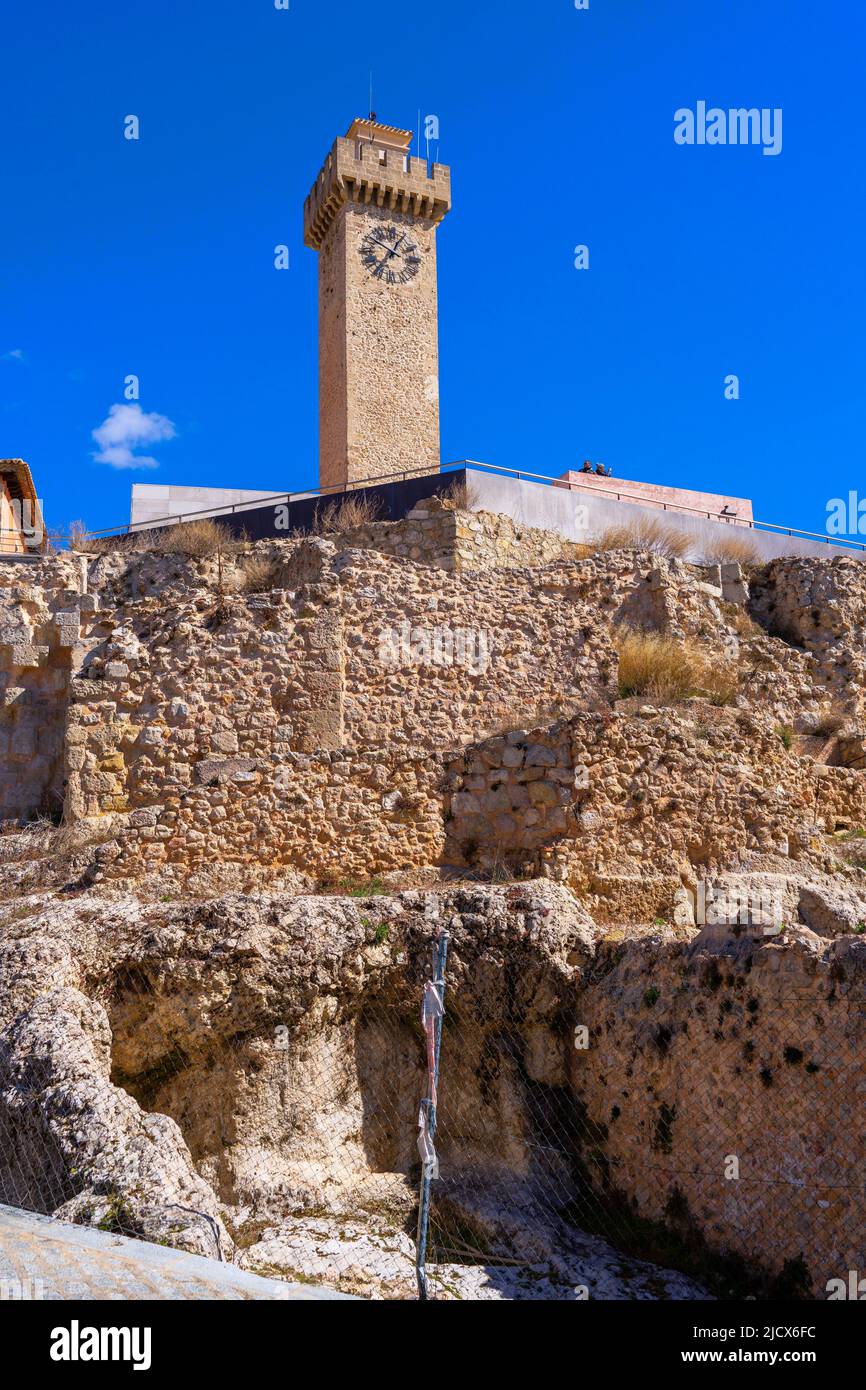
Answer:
128, 468, 864, 566
465, 469, 864, 565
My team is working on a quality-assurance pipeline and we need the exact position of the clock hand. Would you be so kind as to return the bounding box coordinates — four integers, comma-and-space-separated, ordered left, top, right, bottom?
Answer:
369, 233, 408, 260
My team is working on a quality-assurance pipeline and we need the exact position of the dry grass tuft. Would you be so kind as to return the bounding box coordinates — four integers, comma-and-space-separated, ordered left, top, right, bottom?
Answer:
311, 492, 383, 534
68, 520, 95, 552
65, 524, 134, 555
591, 517, 691, 560
239, 553, 282, 594
810, 704, 851, 738
68, 518, 238, 559
17, 816, 116, 863
697, 532, 762, 567
441, 475, 479, 510
67, 522, 137, 555
721, 603, 762, 640
616, 628, 739, 706
153, 518, 236, 558
701, 662, 741, 708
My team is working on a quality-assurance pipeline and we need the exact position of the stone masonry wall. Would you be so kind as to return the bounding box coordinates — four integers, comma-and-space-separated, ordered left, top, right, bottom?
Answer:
2, 523, 866, 900
750, 555, 866, 715
60, 532, 616, 886
333, 495, 592, 573
445, 707, 866, 921
0, 554, 92, 823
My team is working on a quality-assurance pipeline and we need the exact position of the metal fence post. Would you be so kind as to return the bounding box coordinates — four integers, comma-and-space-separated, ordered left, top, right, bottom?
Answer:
415, 927, 450, 1300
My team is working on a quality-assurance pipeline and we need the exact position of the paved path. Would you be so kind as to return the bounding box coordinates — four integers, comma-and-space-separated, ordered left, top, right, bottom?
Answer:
0, 1204, 355, 1300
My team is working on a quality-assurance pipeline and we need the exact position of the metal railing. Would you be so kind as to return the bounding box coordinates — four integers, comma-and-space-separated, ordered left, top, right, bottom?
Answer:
14, 458, 866, 554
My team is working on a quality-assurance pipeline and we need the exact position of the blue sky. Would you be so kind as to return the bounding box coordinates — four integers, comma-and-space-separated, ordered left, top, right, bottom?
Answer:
1, 0, 864, 539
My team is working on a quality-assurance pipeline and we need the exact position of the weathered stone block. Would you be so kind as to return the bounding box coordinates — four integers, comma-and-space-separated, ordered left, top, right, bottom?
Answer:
210, 731, 239, 754
3, 644, 45, 669
194, 757, 258, 786
528, 781, 558, 808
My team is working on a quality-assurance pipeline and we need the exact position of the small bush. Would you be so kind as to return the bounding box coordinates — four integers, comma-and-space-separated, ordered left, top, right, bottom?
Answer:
810, 705, 849, 737
442, 475, 479, 510
67, 523, 137, 555
154, 519, 235, 558
591, 516, 690, 560
697, 532, 761, 567
312, 492, 383, 534
775, 724, 795, 750
615, 629, 738, 705
721, 603, 762, 640
240, 553, 281, 593
68, 519, 95, 551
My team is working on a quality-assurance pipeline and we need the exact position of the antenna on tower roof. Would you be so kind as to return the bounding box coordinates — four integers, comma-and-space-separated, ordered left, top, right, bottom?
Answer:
369, 71, 374, 123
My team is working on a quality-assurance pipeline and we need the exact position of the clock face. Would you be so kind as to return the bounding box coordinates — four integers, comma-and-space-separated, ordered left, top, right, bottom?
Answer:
359, 224, 421, 284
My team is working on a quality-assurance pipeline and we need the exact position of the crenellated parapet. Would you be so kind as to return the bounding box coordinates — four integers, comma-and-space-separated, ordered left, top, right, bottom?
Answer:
304, 131, 451, 250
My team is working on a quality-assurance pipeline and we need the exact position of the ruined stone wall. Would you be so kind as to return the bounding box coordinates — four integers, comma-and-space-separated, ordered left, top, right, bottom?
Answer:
58, 535, 615, 885
3, 527, 866, 897
750, 555, 866, 713
0, 555, 91, 823
336, 545, 615, 751
333, 495, 593, 573
98, 744, 445, 888
445, 707, 866, 920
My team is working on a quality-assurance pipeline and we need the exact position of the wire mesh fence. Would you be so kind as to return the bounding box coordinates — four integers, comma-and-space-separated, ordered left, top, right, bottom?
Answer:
1, 921, 865, 1301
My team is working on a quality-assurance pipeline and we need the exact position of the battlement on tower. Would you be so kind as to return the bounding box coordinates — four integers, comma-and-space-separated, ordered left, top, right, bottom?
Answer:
304, 135, 451, 250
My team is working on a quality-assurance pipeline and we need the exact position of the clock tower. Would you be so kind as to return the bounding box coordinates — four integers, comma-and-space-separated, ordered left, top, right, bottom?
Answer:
304, 119, 452, 493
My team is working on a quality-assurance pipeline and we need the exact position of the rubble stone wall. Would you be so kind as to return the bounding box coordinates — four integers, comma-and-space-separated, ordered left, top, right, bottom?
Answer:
0, 555, 90, 823
1, 516, 866, 898
445, 708, 866, 920
53, 530, 617, 884
333, 495, 592, 573
750, 556, 866, 712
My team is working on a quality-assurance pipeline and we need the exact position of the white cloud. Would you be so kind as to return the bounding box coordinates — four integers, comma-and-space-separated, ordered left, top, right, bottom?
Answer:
92, 402, 176, 470
2, 348, 26, 362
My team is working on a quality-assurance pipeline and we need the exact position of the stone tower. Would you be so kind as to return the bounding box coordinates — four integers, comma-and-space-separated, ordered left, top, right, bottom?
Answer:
304, 119, 452, 493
